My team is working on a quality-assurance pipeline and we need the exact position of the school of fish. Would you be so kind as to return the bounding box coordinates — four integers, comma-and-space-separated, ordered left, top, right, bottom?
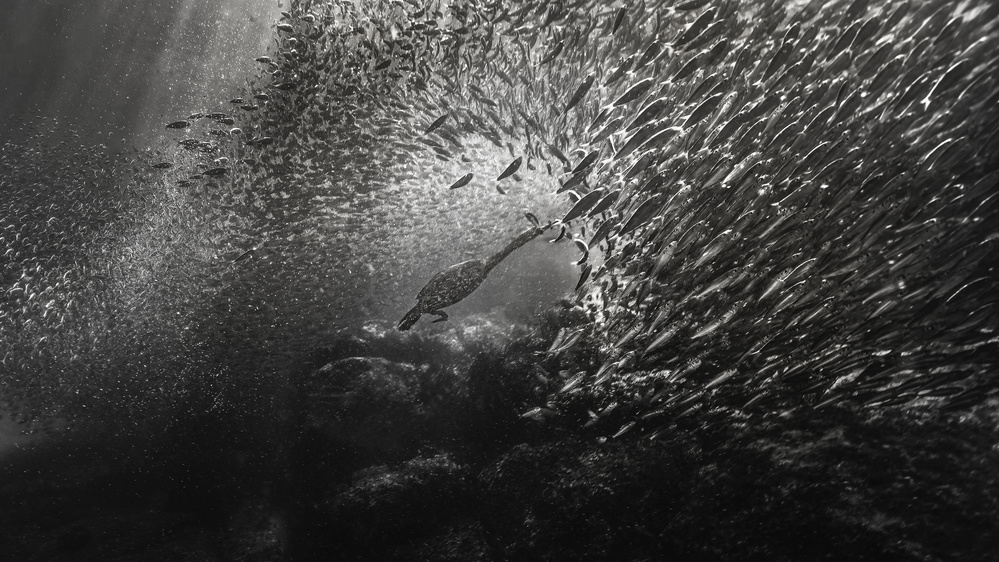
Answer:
2, 0, 998, 436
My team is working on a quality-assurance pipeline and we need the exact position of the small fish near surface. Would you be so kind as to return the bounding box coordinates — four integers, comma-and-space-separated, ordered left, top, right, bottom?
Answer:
612, 6, 627, 34
448, 172, 474, 190
674, 7, 718, 49
525, 212, 541, 229
497, 156, 523, 181
564, 74, 596, 114
561, 189, 605, 223
426, 114, 448, 134
576, 263, 593, 290
536, 40, 565, 66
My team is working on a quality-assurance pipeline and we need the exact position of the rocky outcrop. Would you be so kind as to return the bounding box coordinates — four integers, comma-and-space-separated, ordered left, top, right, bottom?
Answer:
313, 453, 485, 561
300, 356, 429, 461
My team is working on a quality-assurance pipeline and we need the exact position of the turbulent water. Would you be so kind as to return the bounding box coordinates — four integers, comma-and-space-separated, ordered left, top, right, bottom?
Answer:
1, 0, 998, 560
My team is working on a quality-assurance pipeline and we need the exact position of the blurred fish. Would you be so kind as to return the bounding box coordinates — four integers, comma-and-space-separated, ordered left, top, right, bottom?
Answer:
564, 74, 596, 114
536, 40, 564, 66
426, 114, 448, 134
612, 6, 626, 34
448, 172, 474, 190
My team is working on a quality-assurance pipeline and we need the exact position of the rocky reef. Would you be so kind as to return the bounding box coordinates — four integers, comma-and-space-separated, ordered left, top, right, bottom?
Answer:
2, 309, 997, 560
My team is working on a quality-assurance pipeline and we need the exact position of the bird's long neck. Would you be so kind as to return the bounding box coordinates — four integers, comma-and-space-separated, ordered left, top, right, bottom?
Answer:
483, 226, 542, 274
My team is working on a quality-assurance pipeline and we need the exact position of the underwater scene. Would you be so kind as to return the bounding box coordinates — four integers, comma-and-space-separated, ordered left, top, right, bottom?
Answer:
1, 0, 997, 559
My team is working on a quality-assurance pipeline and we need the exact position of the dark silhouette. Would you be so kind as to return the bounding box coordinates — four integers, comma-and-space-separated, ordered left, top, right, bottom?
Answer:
399, 226, 543, 330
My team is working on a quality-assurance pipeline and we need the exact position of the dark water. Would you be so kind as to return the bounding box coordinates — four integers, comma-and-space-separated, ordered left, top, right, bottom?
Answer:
2, 0, 998, 560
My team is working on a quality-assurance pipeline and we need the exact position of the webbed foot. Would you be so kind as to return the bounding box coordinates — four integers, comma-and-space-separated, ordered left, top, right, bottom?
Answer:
430, 310, 449, 323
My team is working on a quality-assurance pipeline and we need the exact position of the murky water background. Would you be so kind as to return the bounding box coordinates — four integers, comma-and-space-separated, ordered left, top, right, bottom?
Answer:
1, 0, 278, 147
